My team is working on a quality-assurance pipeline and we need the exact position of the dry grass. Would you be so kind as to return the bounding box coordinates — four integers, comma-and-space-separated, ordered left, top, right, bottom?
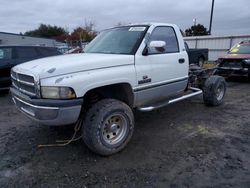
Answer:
203, 62, 217, 69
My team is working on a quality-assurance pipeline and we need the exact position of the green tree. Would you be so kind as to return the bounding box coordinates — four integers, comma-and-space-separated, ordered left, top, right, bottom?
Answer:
25, 24, 68, 38
185, 24, 209, 36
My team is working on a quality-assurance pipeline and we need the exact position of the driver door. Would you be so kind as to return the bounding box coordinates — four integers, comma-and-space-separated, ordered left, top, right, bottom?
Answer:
134, 26, 188, 106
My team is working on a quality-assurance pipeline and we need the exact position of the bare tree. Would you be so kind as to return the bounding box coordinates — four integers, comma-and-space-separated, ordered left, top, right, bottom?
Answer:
84, 19, 96, 34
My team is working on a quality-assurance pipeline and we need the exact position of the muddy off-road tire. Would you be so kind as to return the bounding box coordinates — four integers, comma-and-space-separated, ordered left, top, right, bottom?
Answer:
82, 99, 134, 156
203, 75, 226, 106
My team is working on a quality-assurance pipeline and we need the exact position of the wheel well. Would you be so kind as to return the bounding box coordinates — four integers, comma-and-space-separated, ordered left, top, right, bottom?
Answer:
83, 83, 134, 108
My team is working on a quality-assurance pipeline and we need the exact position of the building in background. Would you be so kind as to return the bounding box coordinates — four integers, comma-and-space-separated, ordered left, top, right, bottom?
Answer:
185, 34, 250, 61
0, 32, 64, 47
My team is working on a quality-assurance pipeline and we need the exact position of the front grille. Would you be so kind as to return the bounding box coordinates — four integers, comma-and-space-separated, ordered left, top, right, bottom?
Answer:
11, 70, 37, 97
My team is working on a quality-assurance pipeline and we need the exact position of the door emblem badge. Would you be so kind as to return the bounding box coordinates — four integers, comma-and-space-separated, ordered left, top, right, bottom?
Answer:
138, 75, 152, 84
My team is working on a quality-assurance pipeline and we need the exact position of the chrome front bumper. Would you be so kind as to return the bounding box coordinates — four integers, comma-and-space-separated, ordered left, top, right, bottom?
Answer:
10, 87, 83, 126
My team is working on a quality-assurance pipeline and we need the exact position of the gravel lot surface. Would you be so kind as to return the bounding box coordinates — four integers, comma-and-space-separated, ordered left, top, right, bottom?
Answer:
0, 77, 250, 188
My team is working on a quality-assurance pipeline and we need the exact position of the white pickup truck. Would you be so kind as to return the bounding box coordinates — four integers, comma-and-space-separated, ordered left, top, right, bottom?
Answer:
10, 23, 226, 155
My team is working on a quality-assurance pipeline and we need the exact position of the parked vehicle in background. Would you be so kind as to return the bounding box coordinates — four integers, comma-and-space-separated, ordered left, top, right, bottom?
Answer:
0, 46, 61, 91
217, 40, 250, 78
185, 42, 208, 67
64, 47, 83, 54
57, 45, 70, 54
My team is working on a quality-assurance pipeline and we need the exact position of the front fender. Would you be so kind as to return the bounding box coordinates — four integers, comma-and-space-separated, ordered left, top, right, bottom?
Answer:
40, 65, 137, 98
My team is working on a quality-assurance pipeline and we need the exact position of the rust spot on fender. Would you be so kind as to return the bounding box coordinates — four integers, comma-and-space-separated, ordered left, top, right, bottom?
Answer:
55, 77, 64, 84
55, 75, 74, 84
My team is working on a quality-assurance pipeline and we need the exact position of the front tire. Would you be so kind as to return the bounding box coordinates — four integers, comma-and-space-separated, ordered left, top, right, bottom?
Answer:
203, 75, 226, 106
82, 99, 134, 156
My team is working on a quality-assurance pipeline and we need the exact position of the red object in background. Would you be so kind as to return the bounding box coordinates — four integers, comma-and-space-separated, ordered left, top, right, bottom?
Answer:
217, 40, 250, 78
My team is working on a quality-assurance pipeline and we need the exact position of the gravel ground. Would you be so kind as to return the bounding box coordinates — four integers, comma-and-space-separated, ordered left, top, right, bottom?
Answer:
0, 77, 250, 188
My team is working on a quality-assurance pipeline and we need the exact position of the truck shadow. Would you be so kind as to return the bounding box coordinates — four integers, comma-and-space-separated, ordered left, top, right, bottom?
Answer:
0, 89, 9, 97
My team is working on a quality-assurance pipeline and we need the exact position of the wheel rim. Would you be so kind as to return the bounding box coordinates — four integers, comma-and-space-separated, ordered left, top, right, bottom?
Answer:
216, 83, 225, 101
102, 113, 128, 146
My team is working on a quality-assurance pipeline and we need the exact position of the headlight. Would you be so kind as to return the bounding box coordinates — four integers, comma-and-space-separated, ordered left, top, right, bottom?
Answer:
41, 86, 76, 99
243, 59, 250, 65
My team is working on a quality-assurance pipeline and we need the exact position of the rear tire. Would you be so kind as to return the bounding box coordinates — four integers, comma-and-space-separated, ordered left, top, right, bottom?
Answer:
203, 75, 226, 106
82, 99, 134, 156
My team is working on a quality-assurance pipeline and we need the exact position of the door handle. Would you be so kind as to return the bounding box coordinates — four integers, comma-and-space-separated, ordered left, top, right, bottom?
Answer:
179, 58, 185, 63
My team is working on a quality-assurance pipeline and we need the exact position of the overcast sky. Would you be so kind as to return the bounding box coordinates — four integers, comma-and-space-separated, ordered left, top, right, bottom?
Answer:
0, 0, 249, 35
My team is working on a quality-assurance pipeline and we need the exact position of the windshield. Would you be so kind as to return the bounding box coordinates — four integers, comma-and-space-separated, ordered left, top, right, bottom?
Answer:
84, 26, 147, 55
229, 43, 250, 54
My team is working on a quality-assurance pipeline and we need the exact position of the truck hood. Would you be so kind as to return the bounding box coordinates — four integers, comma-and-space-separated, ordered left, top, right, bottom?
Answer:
13, 53, 134, 79
219, 53, 250, 60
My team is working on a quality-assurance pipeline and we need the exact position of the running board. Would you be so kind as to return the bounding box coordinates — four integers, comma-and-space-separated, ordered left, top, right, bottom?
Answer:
137, 87, 203, 112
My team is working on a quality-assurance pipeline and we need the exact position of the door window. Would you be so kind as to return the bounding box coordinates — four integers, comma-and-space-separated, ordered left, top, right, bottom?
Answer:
0, 48, 12, 60
16, 47, 38, 58
38, 47, 60, 56
148, 26, 179, 54
37, 47, 51, 56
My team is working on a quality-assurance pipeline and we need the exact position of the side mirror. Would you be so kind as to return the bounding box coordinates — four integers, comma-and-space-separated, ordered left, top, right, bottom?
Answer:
149, 41, 166, 53
142, 41, 166, 56
149, 41, 166, 48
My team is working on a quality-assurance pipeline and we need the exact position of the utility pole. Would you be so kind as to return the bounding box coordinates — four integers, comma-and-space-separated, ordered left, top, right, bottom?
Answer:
193, 18, 197, 26
209, 0, 215, 35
